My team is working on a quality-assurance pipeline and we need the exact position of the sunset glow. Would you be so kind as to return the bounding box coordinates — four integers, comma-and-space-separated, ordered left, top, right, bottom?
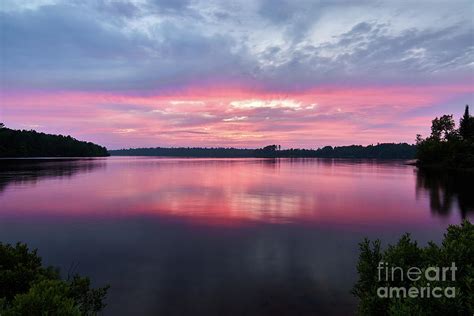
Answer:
1, 1, 473, 149
2, 83, 473, 149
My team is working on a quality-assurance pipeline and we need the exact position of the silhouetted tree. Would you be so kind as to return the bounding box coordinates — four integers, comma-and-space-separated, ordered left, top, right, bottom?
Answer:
431, 114, 456, 141
264, 145, 278, 151
254, 145, 279, 157
459, 105, 474, 140
416, 107, 474, 168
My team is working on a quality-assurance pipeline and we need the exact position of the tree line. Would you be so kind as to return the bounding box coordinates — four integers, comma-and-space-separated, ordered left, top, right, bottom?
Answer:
109, 143, 416, 159
0, 124, 109, 157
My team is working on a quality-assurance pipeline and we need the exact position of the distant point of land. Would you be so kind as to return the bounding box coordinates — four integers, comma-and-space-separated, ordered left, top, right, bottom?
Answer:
109, 143, 416, 159
0, 124, 109, 157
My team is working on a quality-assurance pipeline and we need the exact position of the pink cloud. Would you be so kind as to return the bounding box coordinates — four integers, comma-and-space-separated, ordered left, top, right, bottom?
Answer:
1, 83, 472, 149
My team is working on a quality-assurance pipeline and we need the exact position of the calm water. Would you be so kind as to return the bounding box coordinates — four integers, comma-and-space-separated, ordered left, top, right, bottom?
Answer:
0, 157, 472, 315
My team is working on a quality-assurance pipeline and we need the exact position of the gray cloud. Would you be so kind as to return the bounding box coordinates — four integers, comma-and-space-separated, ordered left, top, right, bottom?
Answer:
0, 2, 255, 92
93, 0, 141, 19
147, 0, 191, 12
0, 0, 472, 93
257, 20, 474, 89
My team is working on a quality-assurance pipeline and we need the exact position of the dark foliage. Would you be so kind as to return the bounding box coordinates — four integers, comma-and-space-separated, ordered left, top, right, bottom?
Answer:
0, 125, 109, 157
0, 242, 109, 315
109, 146, 256, 157
459, 105, 474, 140
416, 106, 474, 169
110, 143, 416, 159
286, 143, 416, 159
353, 220, 474, 315
254, 144, 279, 157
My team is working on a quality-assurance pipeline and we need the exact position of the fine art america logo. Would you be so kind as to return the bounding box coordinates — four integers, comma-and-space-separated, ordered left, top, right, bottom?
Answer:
377, 261, 457, 298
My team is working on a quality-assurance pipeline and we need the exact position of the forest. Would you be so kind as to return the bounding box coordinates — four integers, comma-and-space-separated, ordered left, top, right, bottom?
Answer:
0, 124, 109, 157
110, 143, 416, 159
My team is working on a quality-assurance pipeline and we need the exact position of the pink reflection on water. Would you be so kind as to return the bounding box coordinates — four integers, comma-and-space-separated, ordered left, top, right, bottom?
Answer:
0, 158, 468, 228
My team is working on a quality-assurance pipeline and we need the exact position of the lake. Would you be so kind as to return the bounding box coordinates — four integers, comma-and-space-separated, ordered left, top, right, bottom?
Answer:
0, 157, 472, 315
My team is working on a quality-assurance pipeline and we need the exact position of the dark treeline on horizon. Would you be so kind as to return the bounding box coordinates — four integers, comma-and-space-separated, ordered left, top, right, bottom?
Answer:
109, 143, 416, 159
0, 122, 417, 159
0, 124, 109, 157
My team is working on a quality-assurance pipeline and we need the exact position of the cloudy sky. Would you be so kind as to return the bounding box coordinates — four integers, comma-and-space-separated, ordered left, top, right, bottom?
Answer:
1, 0, 473, 149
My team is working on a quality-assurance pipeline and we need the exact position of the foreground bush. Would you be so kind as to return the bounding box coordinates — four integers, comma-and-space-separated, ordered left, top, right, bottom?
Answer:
0, 242, 108, 315
353, 220, 474, 315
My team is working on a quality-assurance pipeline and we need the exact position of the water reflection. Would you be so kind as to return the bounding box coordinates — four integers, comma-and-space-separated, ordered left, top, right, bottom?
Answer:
0, 159, 105, 193
0, 158, 467, 226
0, 158, 470, 316
416, 168, 474, 218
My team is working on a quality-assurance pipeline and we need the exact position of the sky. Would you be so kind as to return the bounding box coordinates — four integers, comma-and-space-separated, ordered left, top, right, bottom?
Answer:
0, 0, 473, 149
